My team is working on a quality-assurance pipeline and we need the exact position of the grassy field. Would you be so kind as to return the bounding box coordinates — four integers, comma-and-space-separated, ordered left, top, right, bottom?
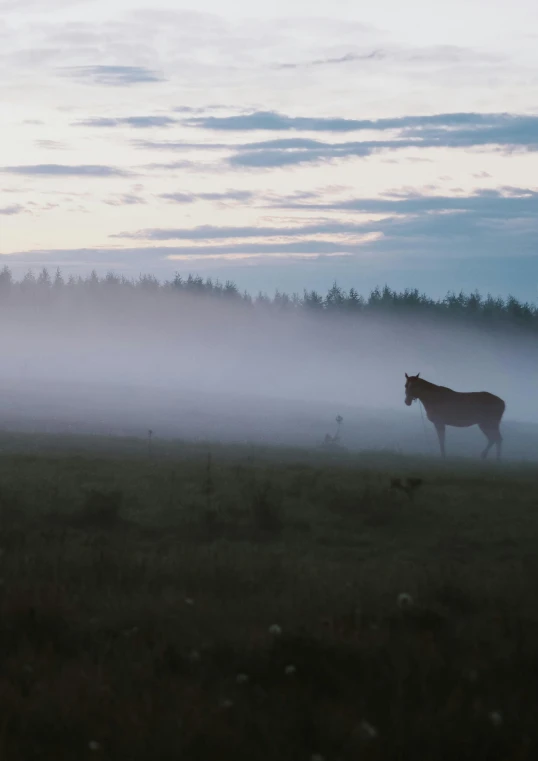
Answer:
1, 431, 538, 760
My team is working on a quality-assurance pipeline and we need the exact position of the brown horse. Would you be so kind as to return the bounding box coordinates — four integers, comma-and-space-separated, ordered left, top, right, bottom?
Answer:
404, 373, 505, 459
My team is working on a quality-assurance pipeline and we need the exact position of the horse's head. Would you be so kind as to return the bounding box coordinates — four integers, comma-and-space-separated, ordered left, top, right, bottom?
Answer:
404, 372, 421, 406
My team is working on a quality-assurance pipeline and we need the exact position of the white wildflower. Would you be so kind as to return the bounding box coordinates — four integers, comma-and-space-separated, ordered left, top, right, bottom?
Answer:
489, 710, 503, 727
310, 754, 325, 761
220, 698, 234, 709
188, 649, 201, 663
358, 720, 379, 739
236, 673, 249, 685
184, 597, 194, 606
397, 593, 414, 609
88, 741, 102, 752
268, 624, 282, 637
284, 665, 296, 676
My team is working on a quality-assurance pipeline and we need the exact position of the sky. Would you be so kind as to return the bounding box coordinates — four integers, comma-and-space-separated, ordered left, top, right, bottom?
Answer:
1, 0, 538, 301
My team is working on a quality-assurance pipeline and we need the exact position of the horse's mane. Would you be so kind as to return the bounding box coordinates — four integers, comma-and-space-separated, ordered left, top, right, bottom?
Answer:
414, 377, 441, 390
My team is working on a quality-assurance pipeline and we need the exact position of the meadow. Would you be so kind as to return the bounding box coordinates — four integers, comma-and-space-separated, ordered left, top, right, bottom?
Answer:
0, 431, 537, 760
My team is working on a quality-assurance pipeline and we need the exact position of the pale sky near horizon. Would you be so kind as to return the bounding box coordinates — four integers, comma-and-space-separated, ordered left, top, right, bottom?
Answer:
1, 0, 538, 300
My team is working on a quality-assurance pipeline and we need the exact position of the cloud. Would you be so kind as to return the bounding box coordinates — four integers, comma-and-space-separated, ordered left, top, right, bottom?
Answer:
1, 164, 132, 177
275, 50, 386, 69
400, 118, 538, 151
154, 110, 538, 167
158, 192, 196, 204
62, 65, 165, 86
184, 110, 500, 133
75, 116, 178, 128
159, 190, 255, 204
173, 105, 231, 114
162, 242, 359, 256
105, 187, 538, 262
113, 220, 372, 241
134, 139, 228, 151
227, 140, 392, 168
220, 117, 538, 167
140, 126, 524, 169
142, 160, 205, 171
6, 186, 538, 275
104, 194, 147, 206
272, 187, 538, 217
0, 204, 24, 215
10, 216, 538, 263
35, 140, 67, 150
173, 106, 202, 114
6, 242, 363, 263
0, 0, 87, 9
361, 211, 538, 260
273, 44, 500, 70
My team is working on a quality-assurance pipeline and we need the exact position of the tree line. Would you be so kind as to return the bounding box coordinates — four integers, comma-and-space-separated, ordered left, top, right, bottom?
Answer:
0, 265, 536, 333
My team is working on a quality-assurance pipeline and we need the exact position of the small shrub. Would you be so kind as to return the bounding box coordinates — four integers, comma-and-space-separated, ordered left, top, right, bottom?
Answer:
250, 480, 283, 534
0, 484, 25, 526
78, 489, 123, 528
390, 476, 424, 500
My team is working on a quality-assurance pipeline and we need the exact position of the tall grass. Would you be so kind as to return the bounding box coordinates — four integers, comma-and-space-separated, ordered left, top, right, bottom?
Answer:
0, 433, 537, 758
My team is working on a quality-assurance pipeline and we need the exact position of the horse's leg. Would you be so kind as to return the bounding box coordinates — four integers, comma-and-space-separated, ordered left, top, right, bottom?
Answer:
494, 426, 503, 460
478, 424, 496, 460
434, 422, 446, 458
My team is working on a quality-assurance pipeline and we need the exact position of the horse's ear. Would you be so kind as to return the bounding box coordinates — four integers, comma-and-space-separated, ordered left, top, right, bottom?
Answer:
405, 373, 409, 379
417, 372, 420, 378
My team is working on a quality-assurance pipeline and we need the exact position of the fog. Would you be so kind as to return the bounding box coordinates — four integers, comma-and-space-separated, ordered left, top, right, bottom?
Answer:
1, 282, 537, 459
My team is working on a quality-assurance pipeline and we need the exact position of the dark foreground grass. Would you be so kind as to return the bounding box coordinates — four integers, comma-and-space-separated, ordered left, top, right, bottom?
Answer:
0, 432, 538, 760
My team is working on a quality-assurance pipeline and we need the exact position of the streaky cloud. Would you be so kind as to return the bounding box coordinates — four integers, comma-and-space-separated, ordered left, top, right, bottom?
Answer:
272, 187, 538, 217
75, 116, 178, 128
112, 221, 372, 241
61, 65, 165, 86
275, 50, 386, 69
35, 140, 67, 150
115, 187, 538, 242
104, 194, 147, 206
159, 190, 255, 204
0, 204, 25, 215
228, 141, 384, 167
100, 187, 538, 263
159, 192, 196, 204
143, 160, 205, 171
185, 110, 504, 133
1, 164, 132, 177
162, 110, 538, 167
226, 128, 538, 168
273, 44, 499, 70
4, 243, 359, 265
134, 139, 228, 150
134, 112, 538, 168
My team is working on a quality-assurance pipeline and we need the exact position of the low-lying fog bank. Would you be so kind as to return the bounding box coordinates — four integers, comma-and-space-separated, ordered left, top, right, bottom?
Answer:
1, 380, 537, 461
1, 280, 537, 458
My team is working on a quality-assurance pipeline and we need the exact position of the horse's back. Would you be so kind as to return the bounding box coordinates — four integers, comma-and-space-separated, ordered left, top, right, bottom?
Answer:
456, 390, 504, 410
430, 388, 505, 427
468, 390, 505, 412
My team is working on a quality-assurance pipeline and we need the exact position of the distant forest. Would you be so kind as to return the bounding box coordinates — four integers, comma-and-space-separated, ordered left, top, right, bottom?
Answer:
1, 265, 537, 334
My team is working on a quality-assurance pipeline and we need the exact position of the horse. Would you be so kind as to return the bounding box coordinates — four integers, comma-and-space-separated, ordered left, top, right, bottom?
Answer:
404, 373, 505, 459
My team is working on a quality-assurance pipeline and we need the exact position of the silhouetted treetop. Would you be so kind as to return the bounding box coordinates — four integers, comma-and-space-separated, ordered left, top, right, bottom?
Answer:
0, 266, 536, 334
